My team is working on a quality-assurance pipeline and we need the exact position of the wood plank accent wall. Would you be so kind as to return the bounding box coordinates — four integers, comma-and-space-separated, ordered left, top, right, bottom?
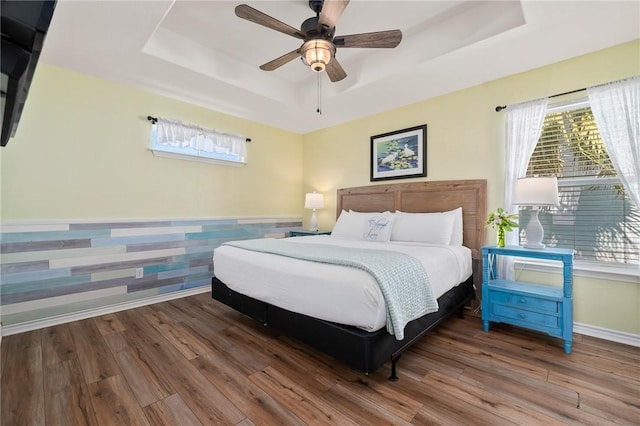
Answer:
0, 217, 301, 328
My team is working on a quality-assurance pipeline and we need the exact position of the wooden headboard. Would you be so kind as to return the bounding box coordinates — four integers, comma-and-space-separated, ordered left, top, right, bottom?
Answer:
336, 180, 487, 263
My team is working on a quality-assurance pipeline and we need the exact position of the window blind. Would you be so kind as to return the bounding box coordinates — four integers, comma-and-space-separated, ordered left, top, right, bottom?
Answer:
523, 104, 639, 265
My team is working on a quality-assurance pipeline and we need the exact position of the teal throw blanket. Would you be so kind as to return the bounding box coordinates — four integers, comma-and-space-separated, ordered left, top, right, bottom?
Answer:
222, 239, 438, 340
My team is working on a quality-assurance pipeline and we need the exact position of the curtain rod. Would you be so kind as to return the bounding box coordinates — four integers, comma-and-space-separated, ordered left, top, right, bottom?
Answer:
494, 87, 587, 112
146, 116, 251, 142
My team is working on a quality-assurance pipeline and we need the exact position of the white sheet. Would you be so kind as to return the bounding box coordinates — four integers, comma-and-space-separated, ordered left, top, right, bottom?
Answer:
213, 235, 472, 332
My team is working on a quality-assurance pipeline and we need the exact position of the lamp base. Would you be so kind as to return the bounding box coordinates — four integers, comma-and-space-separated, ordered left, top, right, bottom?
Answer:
523, 208, 545, 249
308, 210, 318, 232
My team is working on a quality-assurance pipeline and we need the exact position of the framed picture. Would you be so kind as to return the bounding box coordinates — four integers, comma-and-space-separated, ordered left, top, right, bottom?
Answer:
370, 124, 427, 181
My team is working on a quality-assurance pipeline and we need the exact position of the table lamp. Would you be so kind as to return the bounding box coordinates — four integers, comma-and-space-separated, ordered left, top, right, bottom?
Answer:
304, 192, 324, 232
512, 176, 559, 249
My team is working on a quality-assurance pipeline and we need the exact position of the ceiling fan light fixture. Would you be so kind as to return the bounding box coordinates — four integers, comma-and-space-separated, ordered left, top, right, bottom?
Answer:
301, 39, 335, 72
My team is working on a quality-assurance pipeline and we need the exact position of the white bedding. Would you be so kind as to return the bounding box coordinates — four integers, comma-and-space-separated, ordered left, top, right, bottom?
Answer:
213, 235, 472, 332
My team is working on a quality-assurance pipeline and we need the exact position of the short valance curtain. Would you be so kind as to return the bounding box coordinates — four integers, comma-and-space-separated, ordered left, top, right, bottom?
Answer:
155, 117, 247, 160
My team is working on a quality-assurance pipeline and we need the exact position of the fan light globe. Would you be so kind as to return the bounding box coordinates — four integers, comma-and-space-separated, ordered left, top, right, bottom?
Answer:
301, 39, 334, 72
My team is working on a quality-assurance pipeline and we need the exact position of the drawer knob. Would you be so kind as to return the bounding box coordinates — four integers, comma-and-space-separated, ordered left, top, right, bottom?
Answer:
518, 298, 526, 304
518, 313, 526, 319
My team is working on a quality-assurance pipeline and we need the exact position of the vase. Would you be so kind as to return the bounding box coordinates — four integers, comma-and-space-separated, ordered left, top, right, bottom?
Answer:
497, 227, 506, 248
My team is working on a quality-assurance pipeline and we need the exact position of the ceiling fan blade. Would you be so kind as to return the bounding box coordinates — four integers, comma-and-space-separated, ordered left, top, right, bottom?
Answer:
260, 49, 301, 71
235, 4, 305, 40
326, 58, 347, 82
333, 30, 402, 48
318, 0, 350, 29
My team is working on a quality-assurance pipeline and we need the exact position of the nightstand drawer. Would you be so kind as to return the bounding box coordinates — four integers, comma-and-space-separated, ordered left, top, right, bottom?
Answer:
491, 290, 559, 313
492, 304, 559, 328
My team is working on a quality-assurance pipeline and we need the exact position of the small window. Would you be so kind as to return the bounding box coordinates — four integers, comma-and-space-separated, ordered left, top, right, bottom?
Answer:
149, 118, 247, 166
522, 100, 639, 266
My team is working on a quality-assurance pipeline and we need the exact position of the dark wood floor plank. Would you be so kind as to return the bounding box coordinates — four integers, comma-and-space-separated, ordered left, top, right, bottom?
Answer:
88, 374, 150, 426
143, 393, 203, 426
2, 292, 639, 426
424, 370, 565, 425
192, 351, 305, 425
548, 370, 640, 424
320, 381, 412, 425
44, 358, 99, 426
113, 346, 174, 407
121, 321, 246, 425
68, 319, 121, 384
579, 334, 640, 361
143, 309, 213, 359
148, 298, 197, 323
249, 366, 359, 425
1, 330, 45, 426
102, 330, 129, 353
115, 308, 167, 348
545, 354, 640, 401
221, 326, 337, 394
392, 369, 517, 426
332, 373, 424, 422
405, 344, 466, 379
458, 363, 608, 425
93, 313, 127, 336
168, 297, 228, 330
41, 324, 76, 367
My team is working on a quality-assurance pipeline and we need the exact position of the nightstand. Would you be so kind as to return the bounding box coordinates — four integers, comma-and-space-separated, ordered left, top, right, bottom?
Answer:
289, 230, 331, 237
481, 245, 574, 354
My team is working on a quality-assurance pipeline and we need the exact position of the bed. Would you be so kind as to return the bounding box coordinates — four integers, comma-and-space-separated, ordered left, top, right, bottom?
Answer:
211, 179, 486, 379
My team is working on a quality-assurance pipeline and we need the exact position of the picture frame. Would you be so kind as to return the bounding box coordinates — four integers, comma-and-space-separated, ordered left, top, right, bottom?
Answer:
370, 124, 427, 181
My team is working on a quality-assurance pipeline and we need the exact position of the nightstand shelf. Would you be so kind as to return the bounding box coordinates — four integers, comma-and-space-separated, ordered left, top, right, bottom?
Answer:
481, 245, 574, 354
289, 230, 331, 237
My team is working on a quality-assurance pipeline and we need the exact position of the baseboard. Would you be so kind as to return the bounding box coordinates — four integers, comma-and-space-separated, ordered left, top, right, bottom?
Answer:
2, 286, 211, 337
574, 322, 640, 347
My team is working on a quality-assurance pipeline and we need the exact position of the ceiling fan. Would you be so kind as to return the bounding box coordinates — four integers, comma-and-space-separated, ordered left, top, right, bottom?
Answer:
235, 0, 402, 82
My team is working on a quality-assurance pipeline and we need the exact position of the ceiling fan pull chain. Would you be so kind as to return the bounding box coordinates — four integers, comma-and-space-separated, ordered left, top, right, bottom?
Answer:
317, 72, 322, 115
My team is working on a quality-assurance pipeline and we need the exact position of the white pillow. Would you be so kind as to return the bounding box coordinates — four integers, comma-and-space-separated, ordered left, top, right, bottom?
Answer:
391, 211, 455, 245
444, 207, 463, 246
332, 210, 396, 242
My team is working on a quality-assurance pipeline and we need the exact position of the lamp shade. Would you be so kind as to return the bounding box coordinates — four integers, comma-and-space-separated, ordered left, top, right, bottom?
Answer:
513, 177, 559, 206
304, 192, 324, 209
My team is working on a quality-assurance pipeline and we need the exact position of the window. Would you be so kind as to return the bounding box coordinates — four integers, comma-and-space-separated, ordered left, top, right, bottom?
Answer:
149, 118, 247, 166
522, 99, 639, 267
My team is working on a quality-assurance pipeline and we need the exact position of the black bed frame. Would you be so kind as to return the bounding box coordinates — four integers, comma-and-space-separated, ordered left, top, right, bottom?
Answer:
211, 180, 486, 380
212, 276, 475, 380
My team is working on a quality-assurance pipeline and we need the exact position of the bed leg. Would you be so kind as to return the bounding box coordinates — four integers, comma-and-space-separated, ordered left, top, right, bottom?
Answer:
389, 354, 401, 381
458, 306, 465, 319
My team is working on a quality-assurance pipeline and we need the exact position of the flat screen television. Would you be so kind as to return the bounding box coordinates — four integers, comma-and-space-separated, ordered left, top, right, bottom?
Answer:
1, 0, 56, 146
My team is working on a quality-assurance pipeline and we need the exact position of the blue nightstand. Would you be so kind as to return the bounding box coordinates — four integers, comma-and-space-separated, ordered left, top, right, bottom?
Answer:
481, 245, 574, 354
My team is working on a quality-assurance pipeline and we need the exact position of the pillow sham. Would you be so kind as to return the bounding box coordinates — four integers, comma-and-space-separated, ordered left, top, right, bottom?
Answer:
391, 210, 455, 245
332, 210, 396, 242
444, 207, 463, 246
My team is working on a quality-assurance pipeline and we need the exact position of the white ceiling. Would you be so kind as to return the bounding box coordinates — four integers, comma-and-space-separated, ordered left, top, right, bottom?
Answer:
40, 0, 640, 134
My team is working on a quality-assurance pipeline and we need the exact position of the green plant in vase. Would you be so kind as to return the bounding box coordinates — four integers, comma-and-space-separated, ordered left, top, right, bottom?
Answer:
485, 208, 519, 248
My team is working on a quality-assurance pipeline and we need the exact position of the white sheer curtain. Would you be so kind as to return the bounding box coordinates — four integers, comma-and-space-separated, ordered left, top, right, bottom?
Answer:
156, 117, 247, 160
501, 98, 548, 279
588, 75, 640, 207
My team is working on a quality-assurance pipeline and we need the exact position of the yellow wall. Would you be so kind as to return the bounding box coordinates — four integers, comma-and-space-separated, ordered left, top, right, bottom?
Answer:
1, 41, 638, 335
302, 40, 640, 334
516, 269, 640, 336
0, 63, 303, 220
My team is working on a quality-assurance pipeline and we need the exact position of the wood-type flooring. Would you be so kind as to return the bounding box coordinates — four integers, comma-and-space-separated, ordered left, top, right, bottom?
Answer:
2, 291, 639, 425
